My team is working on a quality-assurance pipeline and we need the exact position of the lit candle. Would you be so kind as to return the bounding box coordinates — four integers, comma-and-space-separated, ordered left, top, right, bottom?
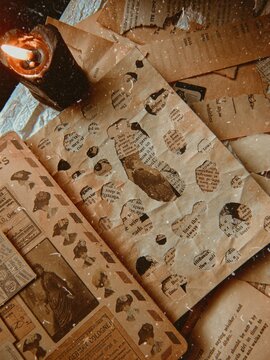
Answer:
0, 24, 90, 110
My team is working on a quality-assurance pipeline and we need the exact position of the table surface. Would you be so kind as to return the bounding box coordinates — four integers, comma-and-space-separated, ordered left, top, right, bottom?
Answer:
0, 0, 104, 140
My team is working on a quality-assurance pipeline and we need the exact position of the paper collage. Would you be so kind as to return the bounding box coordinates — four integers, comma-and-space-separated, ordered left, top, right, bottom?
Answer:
28, 47, 270, 322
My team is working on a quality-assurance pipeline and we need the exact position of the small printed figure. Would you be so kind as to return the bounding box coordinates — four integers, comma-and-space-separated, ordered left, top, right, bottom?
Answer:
53, 218, 77, 246
115, 294, 139, 321
138, 323, 163, 355
57, 159, 71, 171
23, 333, 46, 360
108, 119, 185, 202
73, 240, 96, 267
248, 94, 256, 109
10, 170, 35, 190
219, 202, 252, 238
33, 191, 57, 219
92, 269, 114, 298
94, 159, 112, 176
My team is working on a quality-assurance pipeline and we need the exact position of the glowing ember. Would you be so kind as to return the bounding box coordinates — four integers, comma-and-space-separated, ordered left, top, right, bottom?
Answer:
1, 44, 33, 61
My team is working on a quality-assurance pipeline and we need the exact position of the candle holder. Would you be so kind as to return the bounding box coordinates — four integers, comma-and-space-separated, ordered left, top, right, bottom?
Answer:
0, 24, 90, 110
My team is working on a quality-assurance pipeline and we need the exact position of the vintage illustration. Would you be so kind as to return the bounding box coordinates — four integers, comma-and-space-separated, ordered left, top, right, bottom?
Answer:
53, 218, 77, 246
10, 170, 35, 190
33, 191, 58, 219
21, 239, 99, 342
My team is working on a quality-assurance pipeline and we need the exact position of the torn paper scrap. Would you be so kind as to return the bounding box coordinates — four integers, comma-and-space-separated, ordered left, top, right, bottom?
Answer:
141, 15, 270, 82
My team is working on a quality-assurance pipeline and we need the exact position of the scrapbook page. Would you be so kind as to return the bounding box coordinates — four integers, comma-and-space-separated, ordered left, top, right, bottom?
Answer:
27, 47, 270, 322
0, 132, 186, 359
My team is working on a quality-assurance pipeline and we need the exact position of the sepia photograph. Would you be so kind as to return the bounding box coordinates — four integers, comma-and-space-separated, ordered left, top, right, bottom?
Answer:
21, 238, 99, 342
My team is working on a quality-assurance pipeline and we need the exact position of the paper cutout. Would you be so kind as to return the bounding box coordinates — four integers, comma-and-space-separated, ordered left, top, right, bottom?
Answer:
219, 202, 252, 238
195, 160, 220, 192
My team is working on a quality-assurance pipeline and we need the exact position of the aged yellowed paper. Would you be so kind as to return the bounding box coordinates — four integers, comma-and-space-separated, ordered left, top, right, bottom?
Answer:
28, 48, 270, 322
0, 133, 186, 359
185, 279, 270, 360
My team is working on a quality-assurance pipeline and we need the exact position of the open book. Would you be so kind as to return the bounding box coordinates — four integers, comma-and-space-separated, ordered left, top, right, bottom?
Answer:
1, 22, 270, 360
0, 132, 186, 359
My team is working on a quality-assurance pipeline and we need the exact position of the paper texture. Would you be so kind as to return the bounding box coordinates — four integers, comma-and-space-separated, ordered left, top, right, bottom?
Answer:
140, 15, 270, 82
0, 133, 186, 359
27, 47, 270, 322
192, 94, 270, 140
230, 134, 270, 196
98, 0, 255, 34
184, 279, 270, 360
0, 230, 35, 306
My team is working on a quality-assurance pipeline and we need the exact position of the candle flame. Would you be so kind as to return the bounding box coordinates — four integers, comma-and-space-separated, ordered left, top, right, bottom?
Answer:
1, 44, 33, 61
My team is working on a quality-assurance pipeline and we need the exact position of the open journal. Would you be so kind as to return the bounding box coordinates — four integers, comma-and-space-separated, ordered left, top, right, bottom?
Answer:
0, 132, 186, 359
